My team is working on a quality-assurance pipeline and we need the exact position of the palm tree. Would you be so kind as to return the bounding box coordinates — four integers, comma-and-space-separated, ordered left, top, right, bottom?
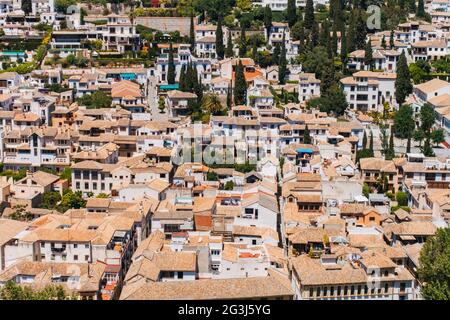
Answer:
201, 94, 223, 115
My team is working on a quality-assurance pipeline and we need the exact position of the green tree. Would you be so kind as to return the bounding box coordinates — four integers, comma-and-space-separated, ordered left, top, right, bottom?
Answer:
418, 228, 450, 300
381, 35, 387, 49
223, 180, 235, 190
395, 52, 413, 105
364, 40, 373, 70
413, 128, 426, 148
385, 125, 395, 160
76, 91, 112, 109
362, 183, 370, 198
264, 5, 273, 40
394, 104, 415, 143
9, 205, 33, 222
239, 25, 247, 58
355, 10, 367, 50
340, 26, 348, 66
304, 0, 315, 30
202, 93, 224, 115
278, 32, 287, 84
0, 281, 70, 300
233, 60, 247, 105
362, 130, 368, 149
190, 11, 195, 53
369, 130, 374, 152
96, 193, 109, 198
226, 30, 234, 58
389, 29, 395, 49
41, 191, 62, 209
303, 125, 312, 144
21, 0, 32, 14
420, 103, 436, 134
56, 190, 87, 213
215, 16, 225, 60
417, 0, 426, 19
287, 0, 297, 27
395, 191, 408, 206
431, 129, 445, 147
167, 42, 175, 84
422, 137, 435, 157
207, 171, 219, 181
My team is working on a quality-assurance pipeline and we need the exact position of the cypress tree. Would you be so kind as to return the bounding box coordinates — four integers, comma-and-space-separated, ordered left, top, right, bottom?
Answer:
320, 59, 335, 96
347, 13, 356, 53
417, 0, 426, 19
216, 16, 224, 60
279, 32, 287, 84
304, 0, 315, 30
409, 0, 416, 13
340, 26, 348, 65
320, 19, 330, 48
310, 21, 319, 47
385, 125, 395, 160
190, 11, 195, 54
362, 130, 368, 149
167, 42, 175, 84
299, 23, 306, 54
331, 25, 338, 56
304, 125, 312, 144
395, 52, 413, 104
179, 64, 186, 91
226, 84, 232, 109
389, 30, 395, 49
287, 0, 297, 28
264, 5, 273, 40
226, 31, 233, 58
381, 35, 387, 49
369, 130, 374, 155
273, 43, 280, 66
233, 60, 247, 105
239, 25, 247, 58
406, 136, 411, 153
364, 40, 373, 71
355, 11, 367, 50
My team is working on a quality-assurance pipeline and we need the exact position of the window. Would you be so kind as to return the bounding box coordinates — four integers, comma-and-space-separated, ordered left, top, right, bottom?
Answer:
74, 255, 78, 261
177, 272, 183, 279
350, 286, 355, 295
41, 242, 45, 248
85, 255, 89, 261
337, 286, 342, 296
330, 287, 335, 296
73, 244, 78, 249
316, 287, 321, 297
309, 288, 314, 297
323, 287, 328, 297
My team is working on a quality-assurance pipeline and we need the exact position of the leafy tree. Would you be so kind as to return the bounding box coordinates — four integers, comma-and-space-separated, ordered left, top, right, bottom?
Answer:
413, 128, 426, 148
9, 205, 33, 222
202, 93, 224, 115
356, 149, 374, 164
394, 104, 415, 142
158, 96, 166, 113
41, 191, 62, 209
395, 52, 413, 104
420, 103, 436, 134
301, 46, 329, 79
362, 183, 370, 198
21, 0, 32, 14
76, 91, 112, 109
431, 129, 445, 147
167, 42, 175, 84
216, 16, 224, 60
418, 228, 450, 300
56, 190, 86, 213
223, 180, 234, 190
206, 171, 219, 181
395, 191, 408, 206
422, 137, 435, 157
0, 281, 70, 300
96, 193, 109, 198
233, 60, 247, 105
381, 35, 387, 49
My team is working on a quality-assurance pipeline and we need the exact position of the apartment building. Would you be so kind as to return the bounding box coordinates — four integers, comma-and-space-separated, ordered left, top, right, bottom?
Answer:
347, 49, 400, 72
340, 71, 397, 112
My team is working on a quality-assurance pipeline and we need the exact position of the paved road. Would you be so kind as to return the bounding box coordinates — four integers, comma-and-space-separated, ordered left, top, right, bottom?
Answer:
147, 76, 168, 122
